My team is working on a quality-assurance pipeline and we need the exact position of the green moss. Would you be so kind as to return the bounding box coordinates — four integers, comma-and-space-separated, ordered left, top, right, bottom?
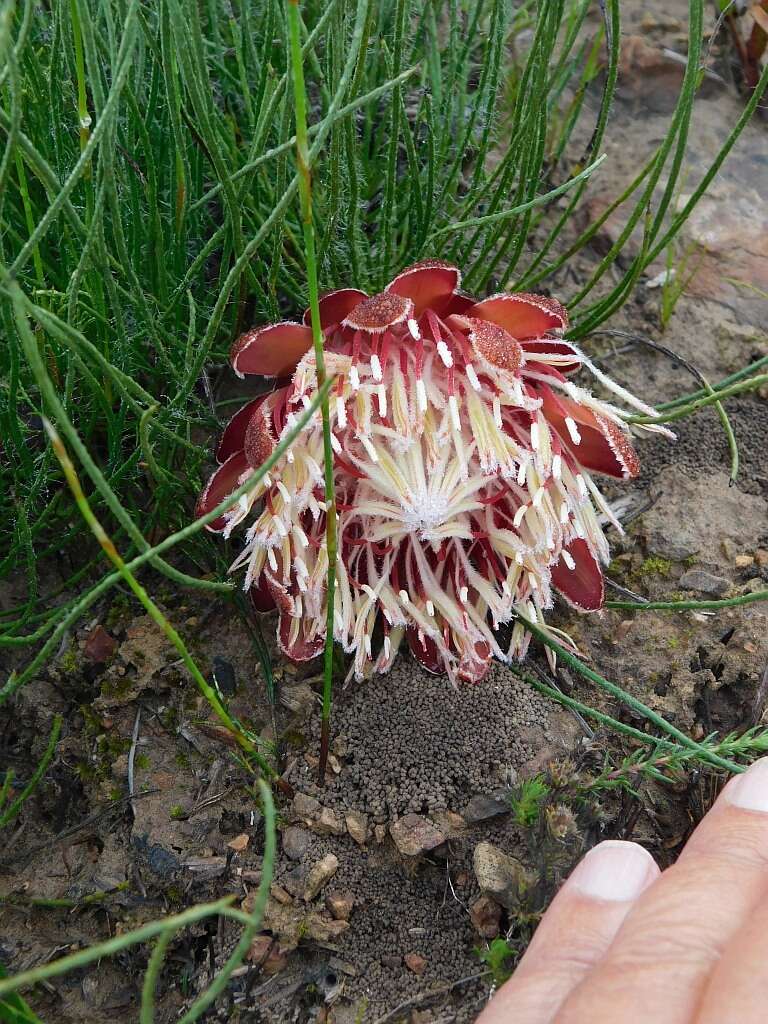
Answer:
134, 753, 150, 770
99, 674, 134, 701
165, 885, 184, 907
638, 556, 673, 578
161, 706, 180, 731
169, 804, 185, 820
105, 594, 130, 630
58, 648, 80, 674
607, 557, 627, 578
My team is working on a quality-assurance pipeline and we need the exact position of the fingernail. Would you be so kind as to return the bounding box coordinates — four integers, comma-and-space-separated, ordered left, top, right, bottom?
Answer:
727, 758, 768, 812
571, 840, 657, 902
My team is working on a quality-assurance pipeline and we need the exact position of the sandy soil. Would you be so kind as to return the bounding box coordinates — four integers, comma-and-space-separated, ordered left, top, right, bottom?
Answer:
2, 2, 767, 1021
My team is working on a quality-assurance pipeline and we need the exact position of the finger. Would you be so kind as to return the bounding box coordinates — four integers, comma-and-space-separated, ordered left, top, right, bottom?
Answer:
556, 757, 768, 1024
477, 841, 659, 1024
695, 884, 768, 1024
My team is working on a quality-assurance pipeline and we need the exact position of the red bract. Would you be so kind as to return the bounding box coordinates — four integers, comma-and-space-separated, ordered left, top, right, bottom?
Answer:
197, 260, 665, 683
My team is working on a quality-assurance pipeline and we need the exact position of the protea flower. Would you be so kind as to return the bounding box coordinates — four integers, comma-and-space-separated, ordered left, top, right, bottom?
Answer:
197, 261, 664, 683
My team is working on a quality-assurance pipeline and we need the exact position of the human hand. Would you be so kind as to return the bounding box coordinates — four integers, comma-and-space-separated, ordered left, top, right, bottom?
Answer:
477, 757, 768, 1023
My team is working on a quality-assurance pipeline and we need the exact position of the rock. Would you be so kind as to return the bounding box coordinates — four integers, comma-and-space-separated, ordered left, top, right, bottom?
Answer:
473, 842, 525, 910
430, 810, 466, 836
722, 538, 738, 561
325, 891, 354, 921
282, 825, 311, 860
618, 36, 689, 114
744, 577, 767, 595
260, 896, 304, 948
211, 655, 236, 695
312, 807, 345, 836
331, 734, 349, 757
736, 554, 755, 568
84, 625, 117, 664
470, 894, 502, 939
263, 944, 289, 974
269, 884, 293, 905
328, 956, 358, 977
404, 953, 427, 975
389, 815, 446, 858
292, 792, 321, 821
227, 833, 249, 853
679, 570, 730, 598
280, 681, 315, 717
374, 824, 387, 844
463, 792, 511, 824
247, 934, 273, 965
644, 469, 767, 564
281, 865, 308, 898
756, 549, 768, 568
411, 1011, 434, 1024
183, 855, 227, 878
345, 810, 369, 846
133, 836, 181, 880
306, 913, 349, 942
303, 854, 339, 901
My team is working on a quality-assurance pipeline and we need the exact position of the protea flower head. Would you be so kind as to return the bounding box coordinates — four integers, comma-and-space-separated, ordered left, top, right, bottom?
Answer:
197, 260, 665, 683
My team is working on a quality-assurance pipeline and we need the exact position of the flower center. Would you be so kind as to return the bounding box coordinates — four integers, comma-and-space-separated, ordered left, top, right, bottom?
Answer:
400, 485, 452, 539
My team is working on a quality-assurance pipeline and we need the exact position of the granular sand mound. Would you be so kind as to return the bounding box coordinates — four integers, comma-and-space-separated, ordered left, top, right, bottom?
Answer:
638, 397, 768, 497
303, 658, 551, 819
333, 843, 486, 1021
269, 832, 490, 1022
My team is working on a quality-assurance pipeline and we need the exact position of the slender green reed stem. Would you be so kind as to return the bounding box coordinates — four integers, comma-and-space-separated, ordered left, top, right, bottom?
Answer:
519, 615, 743, 774
1, 377, 334, 706
606, 591, 768, 612
657, 355, 768, 410
139, 929, 173, 1024
0, 715, 61, 828
627, 374, 768, 424
176, 778, 275, 1023
286, 0, 338, 785
429, 155, 606, 240
42, 417, 277, 779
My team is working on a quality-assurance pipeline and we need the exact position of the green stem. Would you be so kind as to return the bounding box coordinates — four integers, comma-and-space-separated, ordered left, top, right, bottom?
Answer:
43, 417, 274, 778
1, 377, 334, 706
69, 0, 91, 161
0, 897, 236, 998
627, 374, 768, 424
139, 929, 173, 1024
0, 715, 61, 828
429, 154, 606, 239
606, 591, 768, 612
657, 355, 768, 411
177, 780, 275, 1022
519, 616, 743, 774
286, 0, 337, 785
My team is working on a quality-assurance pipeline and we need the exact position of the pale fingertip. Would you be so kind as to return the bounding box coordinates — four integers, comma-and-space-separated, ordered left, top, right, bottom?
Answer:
726, 758, 768, 813
569, 840, 659, 903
